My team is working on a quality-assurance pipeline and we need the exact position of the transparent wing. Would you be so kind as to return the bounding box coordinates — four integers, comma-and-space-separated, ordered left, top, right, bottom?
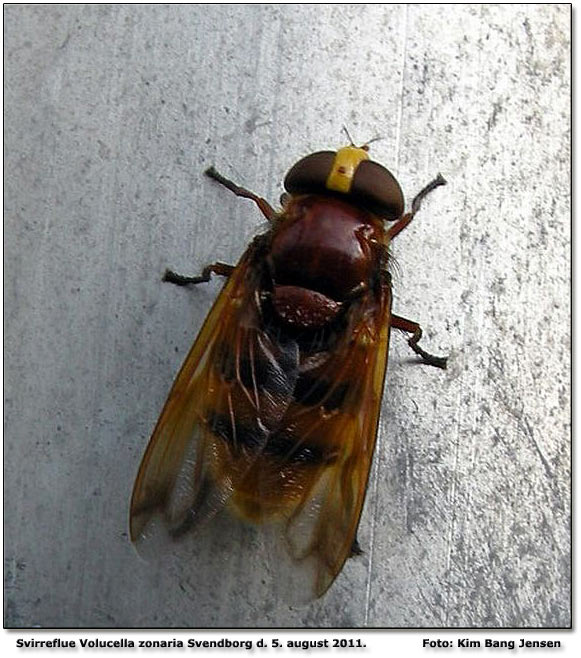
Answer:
263, 285, 392, 602
129, 247, 299, 551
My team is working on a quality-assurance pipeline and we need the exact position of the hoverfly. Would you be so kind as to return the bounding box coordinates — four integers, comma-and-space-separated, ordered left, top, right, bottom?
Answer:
130, 136, 448, 601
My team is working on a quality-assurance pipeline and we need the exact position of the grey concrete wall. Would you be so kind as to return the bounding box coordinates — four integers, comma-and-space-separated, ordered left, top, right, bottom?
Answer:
4, 4, 570, 628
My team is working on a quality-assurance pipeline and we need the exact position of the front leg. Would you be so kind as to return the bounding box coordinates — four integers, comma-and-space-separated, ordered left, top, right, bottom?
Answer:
387, 174, 446, 241
163, 262, 235, 286
391, 314, 448, 369
205, 166, 277, 222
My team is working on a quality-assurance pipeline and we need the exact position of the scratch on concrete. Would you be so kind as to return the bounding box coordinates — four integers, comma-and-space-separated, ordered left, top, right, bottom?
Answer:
522, 415, 554, 480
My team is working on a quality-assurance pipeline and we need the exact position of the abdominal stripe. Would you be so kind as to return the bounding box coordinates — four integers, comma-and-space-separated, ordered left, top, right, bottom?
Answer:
294, 374, 349, 410
216, 342, 348, 412
207, 411, 328, 465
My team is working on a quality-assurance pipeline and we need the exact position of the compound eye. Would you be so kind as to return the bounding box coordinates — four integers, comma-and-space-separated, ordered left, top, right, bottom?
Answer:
284, 150, 404, 221
351, 161, 404, 220
283, 152, 336, 196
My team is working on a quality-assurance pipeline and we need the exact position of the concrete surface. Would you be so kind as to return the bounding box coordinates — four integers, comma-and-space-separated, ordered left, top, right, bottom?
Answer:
4, 4, 570, 627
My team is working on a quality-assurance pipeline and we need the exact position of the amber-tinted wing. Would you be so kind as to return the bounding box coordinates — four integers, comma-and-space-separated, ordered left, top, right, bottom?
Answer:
131, 241, 391, 600
262, 284, 392, 602
129, 245, 300, 550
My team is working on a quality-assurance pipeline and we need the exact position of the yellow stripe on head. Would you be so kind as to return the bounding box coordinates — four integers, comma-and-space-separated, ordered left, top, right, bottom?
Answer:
325, 145, 370, 193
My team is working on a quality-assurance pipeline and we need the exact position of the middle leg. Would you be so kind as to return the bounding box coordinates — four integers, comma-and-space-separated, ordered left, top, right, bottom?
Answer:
391, 313, 448, 369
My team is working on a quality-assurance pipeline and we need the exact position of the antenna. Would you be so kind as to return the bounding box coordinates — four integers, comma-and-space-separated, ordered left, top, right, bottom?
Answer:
342, 127, 384, 151
342, 125, 355, 146
360, 134, 384, 152
364, 135, 384, 146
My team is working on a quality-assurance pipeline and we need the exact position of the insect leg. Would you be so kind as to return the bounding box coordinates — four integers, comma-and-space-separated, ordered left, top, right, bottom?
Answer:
163, 262, 235, 286
205, 166, 277, 222
391, 314, 448, 369
387, 174, 446, 241
350, 536, 363, 557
